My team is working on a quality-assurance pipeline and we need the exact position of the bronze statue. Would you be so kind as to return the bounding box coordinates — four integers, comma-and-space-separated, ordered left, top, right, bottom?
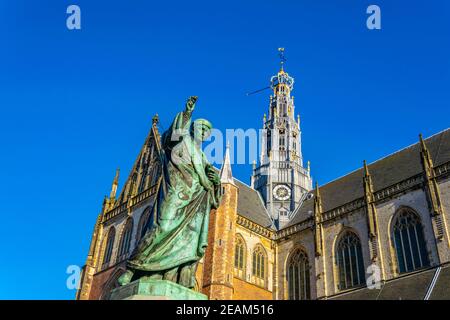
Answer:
118, 96, 222, 289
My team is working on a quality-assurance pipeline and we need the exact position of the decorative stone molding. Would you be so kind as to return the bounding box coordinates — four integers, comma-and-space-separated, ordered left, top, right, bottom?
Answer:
374, 174, 423, 202
236, 215, 275, 240
274, 217, 313, 241
102, 183, 159, 222
435, 161, 450, 180
274, 160, 450, 242
321, 199, 366, 223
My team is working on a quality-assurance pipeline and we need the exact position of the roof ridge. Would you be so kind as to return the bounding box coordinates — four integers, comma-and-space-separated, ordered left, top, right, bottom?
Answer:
432, 129, 446, 163
288, 192, 309, 220
365, 128, 449, 167
318, 128, 450, 189
229, 173, 275, 229
232, 175, 252, 188
212, 165, 255, 189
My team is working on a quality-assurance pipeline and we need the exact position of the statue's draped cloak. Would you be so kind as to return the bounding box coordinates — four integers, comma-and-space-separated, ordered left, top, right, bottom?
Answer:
126, 110, 221, 273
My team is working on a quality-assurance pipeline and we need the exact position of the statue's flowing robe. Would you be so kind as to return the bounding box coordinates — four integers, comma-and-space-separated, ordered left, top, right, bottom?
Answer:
126, 110, 221, 274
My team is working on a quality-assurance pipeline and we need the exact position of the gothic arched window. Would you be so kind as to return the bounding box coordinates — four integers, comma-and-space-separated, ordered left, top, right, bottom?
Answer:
336, 231, 365, 291
151, 163, 160, 186
287, 249, 310, 300
234, 235, 246, 279
252, 245, 267, 287
117, 219, 133, 260
103, 227, 116, 267
392, 208, 430, 274
138, 169, 148, 193
137, 206, 153, 243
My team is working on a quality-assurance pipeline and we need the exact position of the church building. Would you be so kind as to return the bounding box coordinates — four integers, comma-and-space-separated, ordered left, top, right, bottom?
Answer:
77, 64, 450, 300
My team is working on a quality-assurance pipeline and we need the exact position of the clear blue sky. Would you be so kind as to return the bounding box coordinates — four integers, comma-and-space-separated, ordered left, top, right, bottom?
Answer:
0, 0, 448, 299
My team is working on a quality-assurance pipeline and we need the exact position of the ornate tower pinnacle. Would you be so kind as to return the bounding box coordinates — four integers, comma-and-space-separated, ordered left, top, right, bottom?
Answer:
251, 51, 312, 228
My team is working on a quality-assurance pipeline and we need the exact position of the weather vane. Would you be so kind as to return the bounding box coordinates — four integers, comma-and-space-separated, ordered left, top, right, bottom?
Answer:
245, 48, 287, 96
278, 47, 286, 70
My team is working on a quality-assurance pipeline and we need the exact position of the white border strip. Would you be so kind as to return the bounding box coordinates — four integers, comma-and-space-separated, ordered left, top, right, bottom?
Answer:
424, 267, 441, 300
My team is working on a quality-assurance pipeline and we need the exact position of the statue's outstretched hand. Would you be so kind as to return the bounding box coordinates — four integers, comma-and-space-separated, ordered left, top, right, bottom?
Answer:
185, 96, 198, 112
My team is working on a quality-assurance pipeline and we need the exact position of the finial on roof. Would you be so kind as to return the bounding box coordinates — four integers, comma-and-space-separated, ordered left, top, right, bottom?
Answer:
109, 168, 120, 199
363, 160, 370, 176
314, 181, 320, 195
314, 181, 322, 206
419, 133, 435, 171
219, 142, 234, 184
419, 133, 427, 151
152, 114, 159, 125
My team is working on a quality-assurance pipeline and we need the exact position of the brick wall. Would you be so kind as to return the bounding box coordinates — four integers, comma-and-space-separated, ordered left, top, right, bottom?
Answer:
233, 278, 272, 300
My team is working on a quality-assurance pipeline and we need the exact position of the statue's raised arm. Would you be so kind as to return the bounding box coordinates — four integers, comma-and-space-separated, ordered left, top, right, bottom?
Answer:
176, 96, 198, 131
163, 96, 198, 149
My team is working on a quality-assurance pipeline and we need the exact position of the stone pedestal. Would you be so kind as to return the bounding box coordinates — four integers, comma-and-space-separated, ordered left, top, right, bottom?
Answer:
110, 278, 208, 300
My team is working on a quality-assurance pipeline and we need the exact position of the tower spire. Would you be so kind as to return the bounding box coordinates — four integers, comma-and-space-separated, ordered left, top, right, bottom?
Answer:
252, 53, 311, 228
220, 142, 234, 184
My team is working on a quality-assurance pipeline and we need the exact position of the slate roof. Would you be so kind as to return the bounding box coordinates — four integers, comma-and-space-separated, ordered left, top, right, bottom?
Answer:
329, 263, 450, 300
289, 196, 315, 225
286, 128, 450, 228
212, 166, 274, 229
429, 264, 450, 300
233, 178, 274, 229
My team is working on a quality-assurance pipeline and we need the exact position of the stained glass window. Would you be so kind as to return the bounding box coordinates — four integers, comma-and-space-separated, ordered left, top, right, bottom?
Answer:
137, 207, 153, 243
103, 227, 116, 267
393, 209, 429, 274
234, 236, 246, 279
336, 231, 365, 290
117, 219, 133, 260
288, 249, 310, 300
252, 245, 266, 287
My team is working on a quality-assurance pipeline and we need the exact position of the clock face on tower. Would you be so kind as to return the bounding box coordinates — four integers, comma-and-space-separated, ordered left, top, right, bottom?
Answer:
273, 184, 291, 201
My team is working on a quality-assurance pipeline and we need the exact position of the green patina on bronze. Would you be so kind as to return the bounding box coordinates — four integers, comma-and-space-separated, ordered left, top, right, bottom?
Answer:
111, 278, 207, 300
118, 96, 222, 291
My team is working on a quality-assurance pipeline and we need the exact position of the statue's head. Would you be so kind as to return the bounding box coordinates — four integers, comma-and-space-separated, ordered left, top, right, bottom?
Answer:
191, 119, 212, 142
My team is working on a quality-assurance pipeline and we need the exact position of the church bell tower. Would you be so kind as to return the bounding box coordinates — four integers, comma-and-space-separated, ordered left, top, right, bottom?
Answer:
251, 50, 312, 228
